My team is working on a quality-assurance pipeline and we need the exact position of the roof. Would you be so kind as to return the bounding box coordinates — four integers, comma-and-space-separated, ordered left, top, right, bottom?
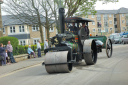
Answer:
2, 14, 55, 26
76, 7, 128, 15
117, 7, 128, 14
65, 17, 94, 23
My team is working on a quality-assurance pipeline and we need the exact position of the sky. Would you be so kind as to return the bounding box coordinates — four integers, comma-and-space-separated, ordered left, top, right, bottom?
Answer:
95, 0, 128, 10
1, 0, 128, 15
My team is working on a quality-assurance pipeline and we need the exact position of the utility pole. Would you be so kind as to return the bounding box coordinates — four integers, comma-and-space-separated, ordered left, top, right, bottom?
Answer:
0, 0, 3, 37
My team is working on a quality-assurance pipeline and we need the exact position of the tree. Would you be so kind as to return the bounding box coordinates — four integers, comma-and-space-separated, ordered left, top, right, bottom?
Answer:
54, 0, 118, 17
2, 0, 118, 37
2, 0, 54, 42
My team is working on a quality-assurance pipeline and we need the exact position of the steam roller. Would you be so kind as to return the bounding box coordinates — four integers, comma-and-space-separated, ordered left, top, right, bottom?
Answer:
43, 8, 113, 74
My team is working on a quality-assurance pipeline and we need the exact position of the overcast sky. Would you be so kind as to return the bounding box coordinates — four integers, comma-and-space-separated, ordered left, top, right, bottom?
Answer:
95, 0, 128, 10
1, 0, 128, 15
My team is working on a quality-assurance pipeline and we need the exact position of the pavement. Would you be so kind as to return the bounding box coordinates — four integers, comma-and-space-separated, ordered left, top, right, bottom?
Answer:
0, 56, 44, 77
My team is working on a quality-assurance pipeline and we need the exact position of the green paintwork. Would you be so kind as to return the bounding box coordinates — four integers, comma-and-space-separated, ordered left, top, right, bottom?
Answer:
89, 36, 107, 48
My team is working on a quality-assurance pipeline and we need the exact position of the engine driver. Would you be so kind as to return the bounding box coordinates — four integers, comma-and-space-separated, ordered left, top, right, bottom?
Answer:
69, 23, 78, 35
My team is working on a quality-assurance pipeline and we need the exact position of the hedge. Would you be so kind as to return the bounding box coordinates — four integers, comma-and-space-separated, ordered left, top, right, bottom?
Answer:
0, 36, 44, 55
0, 36, 19, 47
13, 43, 44, 55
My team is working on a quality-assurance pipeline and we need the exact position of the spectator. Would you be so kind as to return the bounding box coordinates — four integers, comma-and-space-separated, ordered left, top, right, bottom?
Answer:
37, 40, 41, 57
5, 50, 10, 64
0, 43, 6, 66
44, 39, 49, 50
27, 45, 36, 58
7, 41, 16, 63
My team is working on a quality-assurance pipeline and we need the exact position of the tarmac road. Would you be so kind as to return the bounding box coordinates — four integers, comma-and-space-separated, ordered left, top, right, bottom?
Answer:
0, 44, 128, 85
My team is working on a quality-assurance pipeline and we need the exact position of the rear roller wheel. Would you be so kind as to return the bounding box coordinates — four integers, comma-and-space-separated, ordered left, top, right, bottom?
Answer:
83, 39, 97, 65
106, 39, 113, 58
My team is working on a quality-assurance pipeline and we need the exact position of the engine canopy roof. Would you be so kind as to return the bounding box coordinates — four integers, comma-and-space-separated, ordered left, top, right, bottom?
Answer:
65, 17, 94, 23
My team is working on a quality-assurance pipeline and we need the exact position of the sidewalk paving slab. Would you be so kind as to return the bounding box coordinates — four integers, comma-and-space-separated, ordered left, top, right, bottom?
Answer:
0, 56, 44, 76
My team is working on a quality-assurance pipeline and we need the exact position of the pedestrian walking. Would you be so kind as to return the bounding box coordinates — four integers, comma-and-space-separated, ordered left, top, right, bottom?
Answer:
6, 41, 16, 63
44, 39, 49, 50
0, 43, 6, 66
37, 40, 41, 57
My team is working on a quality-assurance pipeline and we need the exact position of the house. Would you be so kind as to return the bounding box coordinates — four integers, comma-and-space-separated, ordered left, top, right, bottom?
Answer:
77, 7, 128, 36
2, 15, 58, 45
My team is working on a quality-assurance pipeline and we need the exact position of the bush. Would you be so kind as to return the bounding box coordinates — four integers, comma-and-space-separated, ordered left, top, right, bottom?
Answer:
0, 36, 44, 56
23, 43, 44, 53
0, 36, 19, 47
0, 36, 19, 55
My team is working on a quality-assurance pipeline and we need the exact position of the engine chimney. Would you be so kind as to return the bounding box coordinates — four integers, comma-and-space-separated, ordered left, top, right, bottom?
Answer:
59, 8, 65, 33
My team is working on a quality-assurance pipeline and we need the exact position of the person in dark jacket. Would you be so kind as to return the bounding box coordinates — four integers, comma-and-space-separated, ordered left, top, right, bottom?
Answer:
69, 23, 78, 35
82, 22, 89, 36
0, 43, 6, 66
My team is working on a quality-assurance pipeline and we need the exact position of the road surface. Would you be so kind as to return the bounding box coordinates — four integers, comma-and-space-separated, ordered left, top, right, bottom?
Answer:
0, 44, 128, 85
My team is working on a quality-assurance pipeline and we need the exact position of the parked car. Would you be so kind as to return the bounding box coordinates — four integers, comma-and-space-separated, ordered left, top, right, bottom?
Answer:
109, 34, 122, 44
121, 35, 128, 44
113, 36, 122, 44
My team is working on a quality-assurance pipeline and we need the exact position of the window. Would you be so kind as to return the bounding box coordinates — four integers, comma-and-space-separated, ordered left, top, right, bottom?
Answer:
33, 39, 39, 45
10, 26, 15, 33
104, 14, 108, 17
97, 15, 101, 17
110, 28, 112, 30
122, 20, 125, 24
123, 35, 128, 38
97, 14, 101, 21
20, 40, 26, 46
126, 20, 128, 26
92, 15, 94, 18
56, 29, 58, 34
114, 15, 116, 18
109, 14, 112, 17
109, 21, 112, 24
32, 25, 39, 31
104, 14, 108, 21
92, 29, 95, 32
49, 26, 54, 32
19, 25, 25, 32
123, 27, 126, 31
92, 22, 95, 25
105, 28, 108, 32
98, 29, 101, 33
122, 14, 124, 17
97, 21, 101, 28
3, 28, 5, 34
104, 22, 108, 27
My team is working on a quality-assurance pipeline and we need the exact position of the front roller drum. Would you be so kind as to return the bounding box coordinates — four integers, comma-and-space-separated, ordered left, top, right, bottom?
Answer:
44, 51, 72, 73
83, 39, 97, 65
